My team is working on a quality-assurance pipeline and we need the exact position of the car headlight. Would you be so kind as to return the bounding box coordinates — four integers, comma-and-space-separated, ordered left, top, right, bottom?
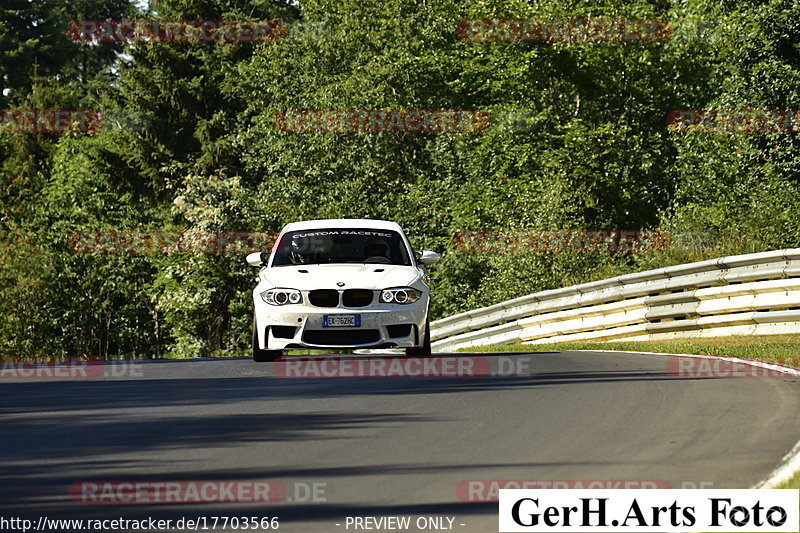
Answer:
379, 287, 422, 304
261, 288, 303, 306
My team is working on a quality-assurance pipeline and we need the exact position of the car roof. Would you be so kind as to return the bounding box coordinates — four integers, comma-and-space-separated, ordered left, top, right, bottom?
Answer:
281, 219, 405, 233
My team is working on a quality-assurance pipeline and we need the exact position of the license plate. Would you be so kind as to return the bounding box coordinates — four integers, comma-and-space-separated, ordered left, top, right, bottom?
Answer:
323, 314, 360, 327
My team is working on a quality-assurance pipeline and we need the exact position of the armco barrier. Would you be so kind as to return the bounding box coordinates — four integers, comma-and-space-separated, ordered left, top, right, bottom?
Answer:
430, 249, 800, 351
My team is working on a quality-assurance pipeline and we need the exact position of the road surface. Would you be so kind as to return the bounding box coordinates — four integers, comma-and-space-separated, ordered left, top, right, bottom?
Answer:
1, 351, 798, 532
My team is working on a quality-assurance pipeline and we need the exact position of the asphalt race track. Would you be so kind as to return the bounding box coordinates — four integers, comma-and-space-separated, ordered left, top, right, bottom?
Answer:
1, 351, 798, 532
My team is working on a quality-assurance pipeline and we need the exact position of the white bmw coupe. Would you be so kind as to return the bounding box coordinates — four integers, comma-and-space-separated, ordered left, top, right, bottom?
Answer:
246, 219, 439, 361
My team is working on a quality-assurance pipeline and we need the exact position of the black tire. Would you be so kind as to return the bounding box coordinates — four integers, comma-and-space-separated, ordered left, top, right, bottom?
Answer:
252, 315, 282, 362
406, 319, 432, 357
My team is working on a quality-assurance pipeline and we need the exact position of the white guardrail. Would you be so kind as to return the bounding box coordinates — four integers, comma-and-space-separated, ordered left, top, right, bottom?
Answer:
430, 249, 800, 352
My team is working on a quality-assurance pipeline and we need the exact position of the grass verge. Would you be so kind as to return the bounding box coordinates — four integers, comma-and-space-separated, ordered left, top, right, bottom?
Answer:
463, 334, 800, 370
778, 469, 800, 489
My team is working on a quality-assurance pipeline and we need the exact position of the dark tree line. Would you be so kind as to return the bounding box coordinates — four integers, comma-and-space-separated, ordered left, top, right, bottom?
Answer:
2, 0, 799, 358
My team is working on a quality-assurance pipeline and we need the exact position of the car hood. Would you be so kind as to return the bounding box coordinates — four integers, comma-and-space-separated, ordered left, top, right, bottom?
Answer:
261, 263, 421, 291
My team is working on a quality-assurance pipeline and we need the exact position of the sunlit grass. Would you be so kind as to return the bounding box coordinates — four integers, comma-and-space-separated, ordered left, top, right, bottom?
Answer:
778, 469, 800, 489
464, 335, 800, 369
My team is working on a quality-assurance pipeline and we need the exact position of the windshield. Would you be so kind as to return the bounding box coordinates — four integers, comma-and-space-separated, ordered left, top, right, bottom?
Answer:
271, 229, 412, 267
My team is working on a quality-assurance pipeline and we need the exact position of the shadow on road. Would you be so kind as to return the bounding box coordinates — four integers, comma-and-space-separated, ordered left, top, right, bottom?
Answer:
0, 352, 692, 414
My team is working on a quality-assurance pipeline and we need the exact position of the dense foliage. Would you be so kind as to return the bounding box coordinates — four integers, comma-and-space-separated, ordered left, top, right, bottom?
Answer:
2, 0, 799, 359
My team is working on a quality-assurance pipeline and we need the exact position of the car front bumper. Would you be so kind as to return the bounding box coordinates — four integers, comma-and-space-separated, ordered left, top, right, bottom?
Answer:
254, 297, 429, 350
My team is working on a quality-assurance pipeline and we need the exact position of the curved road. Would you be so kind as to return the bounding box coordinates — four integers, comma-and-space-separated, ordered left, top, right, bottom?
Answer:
1, 351, 798, 532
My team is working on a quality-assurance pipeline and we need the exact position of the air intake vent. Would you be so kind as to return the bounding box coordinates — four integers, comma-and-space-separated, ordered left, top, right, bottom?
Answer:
302, 329, 381, 346
386, 324, 413, 338
271, 326, 297, 339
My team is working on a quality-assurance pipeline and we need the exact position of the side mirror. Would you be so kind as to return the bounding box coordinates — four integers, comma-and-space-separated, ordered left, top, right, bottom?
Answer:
246, 251, 270, 267
417, 250, 440, 265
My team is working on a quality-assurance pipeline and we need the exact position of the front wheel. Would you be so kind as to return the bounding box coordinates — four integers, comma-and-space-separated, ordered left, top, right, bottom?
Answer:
406, 319, 432, 357
252, 315, 282, 362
